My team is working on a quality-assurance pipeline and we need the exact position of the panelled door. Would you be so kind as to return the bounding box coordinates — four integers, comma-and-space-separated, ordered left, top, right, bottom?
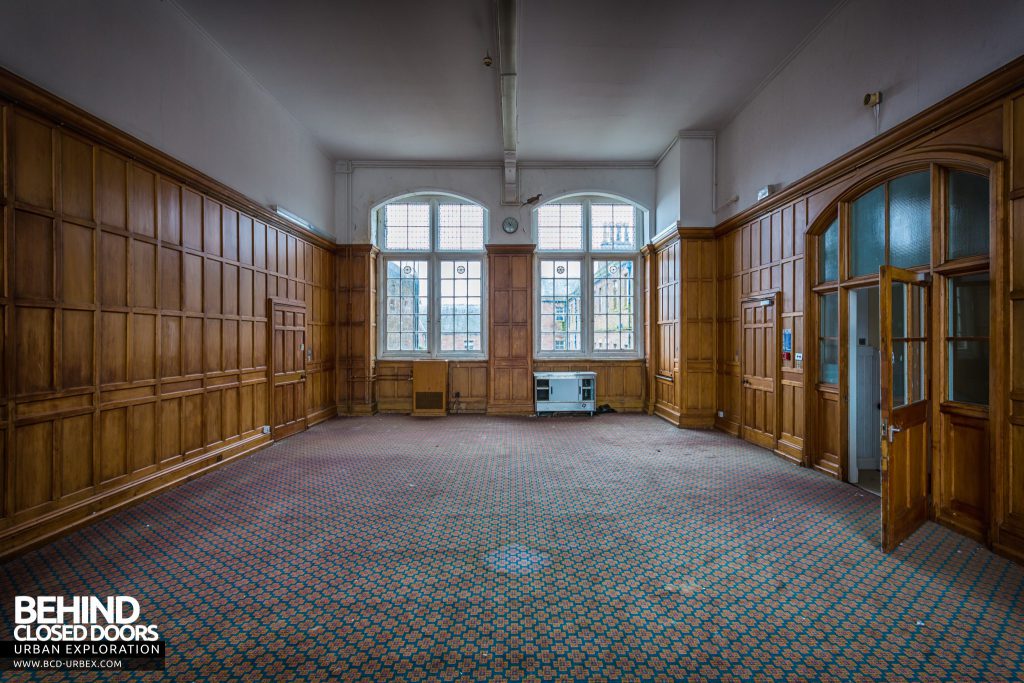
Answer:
741, 294, 779, 449
880, 266, 931, 552
269, 298, 308, 439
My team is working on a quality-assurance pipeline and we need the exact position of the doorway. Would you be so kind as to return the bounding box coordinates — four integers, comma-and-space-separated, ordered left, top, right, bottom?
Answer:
847, 286, 881, 495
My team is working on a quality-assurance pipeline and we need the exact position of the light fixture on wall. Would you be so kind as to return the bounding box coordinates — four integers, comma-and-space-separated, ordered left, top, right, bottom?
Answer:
483, 51, 493, 68
272, 205, 321, 234
864, 91, 883, 134
520, 193, 542, 207
714, 195, 739, 213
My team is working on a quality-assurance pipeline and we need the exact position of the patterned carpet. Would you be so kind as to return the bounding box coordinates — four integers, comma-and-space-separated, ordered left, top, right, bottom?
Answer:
2, 414, 1023, 682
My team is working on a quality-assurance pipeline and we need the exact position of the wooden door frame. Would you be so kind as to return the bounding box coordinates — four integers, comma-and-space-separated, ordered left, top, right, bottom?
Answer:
739, 290, 782, 449
835, 280, 886, 484
268, 297, 309, 439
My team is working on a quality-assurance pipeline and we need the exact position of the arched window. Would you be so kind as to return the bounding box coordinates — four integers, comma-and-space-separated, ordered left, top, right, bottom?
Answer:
811, 165, 991, 403
375, 194, 487, 358
534, 195, 643, 356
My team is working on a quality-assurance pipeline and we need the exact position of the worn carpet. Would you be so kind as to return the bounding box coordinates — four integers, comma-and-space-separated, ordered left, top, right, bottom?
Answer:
2, 414, 1022, 681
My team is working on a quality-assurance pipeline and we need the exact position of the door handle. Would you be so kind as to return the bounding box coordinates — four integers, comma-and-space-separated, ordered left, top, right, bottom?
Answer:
887, 424, 902, 443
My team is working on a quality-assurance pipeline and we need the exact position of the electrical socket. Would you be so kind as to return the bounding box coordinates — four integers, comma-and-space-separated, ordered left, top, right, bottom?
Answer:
262, 425, 271, 435
717, 410, 725, 418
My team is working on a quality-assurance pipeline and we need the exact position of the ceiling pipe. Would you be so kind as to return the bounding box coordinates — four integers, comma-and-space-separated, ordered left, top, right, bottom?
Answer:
497, 0, 519, 205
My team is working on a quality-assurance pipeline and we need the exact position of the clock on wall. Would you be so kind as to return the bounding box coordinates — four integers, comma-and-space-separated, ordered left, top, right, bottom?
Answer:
502, 216, 519, 234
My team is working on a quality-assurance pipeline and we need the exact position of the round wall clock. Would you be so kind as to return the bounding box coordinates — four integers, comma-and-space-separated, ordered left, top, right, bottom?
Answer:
502, 216, 519, 234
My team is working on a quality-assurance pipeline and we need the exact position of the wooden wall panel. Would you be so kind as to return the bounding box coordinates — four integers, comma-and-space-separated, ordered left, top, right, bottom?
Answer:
642, 245, 656, 414
653, 238, 680, 423
678, 234, 716, 427
336, 245, 377, 415
1001, 93, 1024, 561
60, 415, 92, 498
0, 86, 336, 558
487, 245, 533, 415
716, 203, 805, 458
716, 230, 741, 435
936, 409, 989, 541
374, 360, 489, 413
13, 113, 53, 210
376, 361, 412, 413
13, 422, 52, 513
449, 361, 488, 413
533, 360, 645, 412
814, 389, 841, 476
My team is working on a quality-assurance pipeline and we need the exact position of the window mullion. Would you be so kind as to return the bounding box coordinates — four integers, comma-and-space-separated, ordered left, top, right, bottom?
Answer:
585, 253, 593, 355
585, 202, 591, 355
430, 253, 437, 357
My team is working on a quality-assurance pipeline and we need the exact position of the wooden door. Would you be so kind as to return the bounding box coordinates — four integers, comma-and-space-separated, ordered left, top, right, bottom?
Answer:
269, 298, 308, 439
741, 294, 778, 449
880, 267, 930, 552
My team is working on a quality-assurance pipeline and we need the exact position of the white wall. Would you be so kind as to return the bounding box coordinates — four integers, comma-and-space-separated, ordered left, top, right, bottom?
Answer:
678, 136, 715, 228
0, 0, 334, 236
655, 140, 681, 235
339, 164, 656, 245
716, 0, 1024, 223
655, 134, 715, 237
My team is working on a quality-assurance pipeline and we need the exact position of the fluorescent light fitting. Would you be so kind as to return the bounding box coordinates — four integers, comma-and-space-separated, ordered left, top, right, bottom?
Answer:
272, 205, 319, 233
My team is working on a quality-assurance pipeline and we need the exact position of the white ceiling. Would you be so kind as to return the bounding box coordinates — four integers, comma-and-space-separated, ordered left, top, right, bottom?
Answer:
175, 0, 843, 163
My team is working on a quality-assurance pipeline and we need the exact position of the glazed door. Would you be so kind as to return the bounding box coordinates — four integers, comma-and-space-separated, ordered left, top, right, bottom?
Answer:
269, 298, 308, 439
740, 294, 778, 449
879, 267, 930, 552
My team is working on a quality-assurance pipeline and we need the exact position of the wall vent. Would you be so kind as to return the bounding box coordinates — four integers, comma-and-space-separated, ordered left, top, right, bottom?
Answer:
415, 391, 444, 410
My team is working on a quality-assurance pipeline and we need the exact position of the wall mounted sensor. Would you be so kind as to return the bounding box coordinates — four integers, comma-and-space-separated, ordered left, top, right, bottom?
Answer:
863, 91, 883, 107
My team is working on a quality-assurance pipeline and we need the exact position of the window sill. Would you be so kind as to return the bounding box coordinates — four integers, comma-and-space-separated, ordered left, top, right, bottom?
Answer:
378, 355, 488, 362
534, 354, 643, 363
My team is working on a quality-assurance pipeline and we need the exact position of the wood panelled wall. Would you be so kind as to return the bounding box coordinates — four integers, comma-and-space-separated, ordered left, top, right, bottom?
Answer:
374, 358, 645, 415
0, 87, 336, 557
645, 228, 717, 428
487, 245, 534, 415
705, 57, 1024, 565
375, 361, 489, 414
677, 232, 717, 427
716, 206, 806, 464
534, 360, 645, 412
336, 245, 376, 415
1005, 91, 1024, 563
651, 236, 679, 423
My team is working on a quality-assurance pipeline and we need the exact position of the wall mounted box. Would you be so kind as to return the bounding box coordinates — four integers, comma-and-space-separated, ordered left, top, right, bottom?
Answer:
412, 361, 448, 416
